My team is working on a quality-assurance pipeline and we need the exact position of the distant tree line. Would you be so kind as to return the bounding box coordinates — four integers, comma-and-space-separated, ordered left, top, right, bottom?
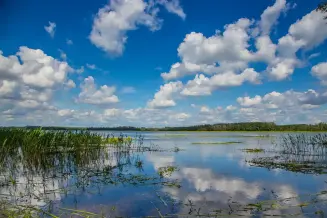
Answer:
21, 122, 327, 132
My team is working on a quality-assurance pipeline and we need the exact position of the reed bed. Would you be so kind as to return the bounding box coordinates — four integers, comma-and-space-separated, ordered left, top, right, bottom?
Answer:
279, 133, 327, 155
246, 133, 327, 174
0, 128, 182, 217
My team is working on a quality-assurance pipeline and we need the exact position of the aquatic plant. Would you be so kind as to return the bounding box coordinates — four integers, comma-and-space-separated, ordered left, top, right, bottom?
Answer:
158, 166, 179, 178
241, 148, 265, 153
247, 156, 327, 174
278, 133, 327, 155
103, 135, 133, 146
0, 128, 184, 217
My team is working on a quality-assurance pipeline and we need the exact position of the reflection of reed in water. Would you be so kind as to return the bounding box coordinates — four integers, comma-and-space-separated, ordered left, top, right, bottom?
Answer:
278, 134, 327, 156
0, 129, 165, 216
247, 134, 327, 174
0, 146, 133, 208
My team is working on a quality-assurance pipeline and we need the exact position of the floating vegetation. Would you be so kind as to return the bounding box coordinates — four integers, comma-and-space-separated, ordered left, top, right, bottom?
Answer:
158, 166, 179, 178
191, 141, 242, 145
244, 134, 327, 174
241, 148, 265, 153
173, 146, 181, 152
247, 156, 327, 174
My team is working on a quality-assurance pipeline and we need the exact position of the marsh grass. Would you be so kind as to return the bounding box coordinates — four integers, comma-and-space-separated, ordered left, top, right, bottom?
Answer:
0, 128, 182, 217
246, 134, 327, 174
279, 133, 327, 155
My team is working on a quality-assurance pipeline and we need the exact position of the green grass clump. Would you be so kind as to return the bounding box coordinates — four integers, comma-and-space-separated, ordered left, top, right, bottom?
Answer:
0, 128, 105, 157
191, 141, 241, 145
247, 157, 327, 174
102, 136, 133, 146
242, 148, 265, 153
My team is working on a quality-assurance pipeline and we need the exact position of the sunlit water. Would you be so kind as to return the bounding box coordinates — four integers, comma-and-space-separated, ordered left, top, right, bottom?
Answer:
1, 131, 327, 217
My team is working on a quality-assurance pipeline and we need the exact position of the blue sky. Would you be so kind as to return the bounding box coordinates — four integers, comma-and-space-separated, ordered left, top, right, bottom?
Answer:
1, 0, 327, 127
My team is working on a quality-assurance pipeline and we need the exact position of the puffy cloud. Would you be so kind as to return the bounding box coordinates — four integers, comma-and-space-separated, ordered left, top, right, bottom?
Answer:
181, 68, 260, 96
226, 105, 237, 111
90, 0, 185, 55
161, 18, 254, 81
178, 19, 253, 65
298, 89, 327, 105
100, 107, 191, 126
160, 1, 327, 85
253, 35, 277, 63
58, 109, 75, 117
200, 106, 211, 114
90, 0, 161, 55
0, 81, 17, 97
180, 74, 211, 96
237, 95, 262, 107
267, 58, 297, 81
267, 10, 327, 80
237, 89, 327, 109
288, 10, 327, 49
44, 22, 56, 38
103, 108, 121, 117
311, 62, 327, 85
77, 76, 119, 105
8, 47, 71, 89
65, 79, 76, 89
259, 0, 288, 35
147, 81, 183, 108
168, 112, 190, 121
0, 47, 74, 116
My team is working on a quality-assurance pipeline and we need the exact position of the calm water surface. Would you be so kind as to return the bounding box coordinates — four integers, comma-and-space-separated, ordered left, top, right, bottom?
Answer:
3, 131, 327, 217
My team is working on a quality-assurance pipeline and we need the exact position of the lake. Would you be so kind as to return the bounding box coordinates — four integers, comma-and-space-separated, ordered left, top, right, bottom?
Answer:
1, 131, 327, 217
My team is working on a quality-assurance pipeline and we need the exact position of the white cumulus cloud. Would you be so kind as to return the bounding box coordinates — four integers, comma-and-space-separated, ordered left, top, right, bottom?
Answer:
147, 81, 183, 108
90, 0, 185, 56
77, 76, 119, 105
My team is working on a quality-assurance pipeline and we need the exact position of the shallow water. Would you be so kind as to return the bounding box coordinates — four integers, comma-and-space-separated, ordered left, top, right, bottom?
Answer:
2, 131, 327, 217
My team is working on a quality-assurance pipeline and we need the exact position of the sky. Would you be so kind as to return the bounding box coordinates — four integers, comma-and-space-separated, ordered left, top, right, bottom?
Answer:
1, 0, 327, 127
